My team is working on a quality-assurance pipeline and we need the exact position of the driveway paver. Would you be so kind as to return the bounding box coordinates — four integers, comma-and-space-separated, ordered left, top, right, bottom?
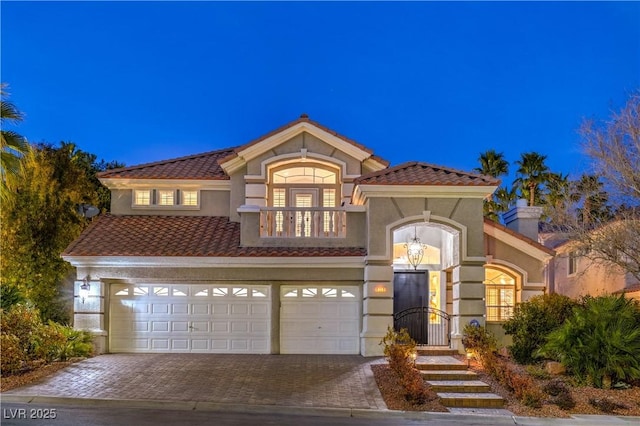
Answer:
2, 354, 387, 410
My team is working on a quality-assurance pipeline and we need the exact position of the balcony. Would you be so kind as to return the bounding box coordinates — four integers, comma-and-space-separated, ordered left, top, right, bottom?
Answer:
260, 207, 346, 238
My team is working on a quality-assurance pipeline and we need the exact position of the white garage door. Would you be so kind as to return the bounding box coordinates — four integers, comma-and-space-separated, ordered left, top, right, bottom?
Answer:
280, 285, 360, 354
109, 284, 271, 353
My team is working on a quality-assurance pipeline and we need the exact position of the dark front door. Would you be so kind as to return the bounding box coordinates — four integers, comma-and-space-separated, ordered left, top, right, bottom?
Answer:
393, 271, 450, 346
393, 271, 428, 313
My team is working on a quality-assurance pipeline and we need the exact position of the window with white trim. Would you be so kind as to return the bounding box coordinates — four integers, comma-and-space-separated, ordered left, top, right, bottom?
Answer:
134, 190, 151, 206
484, 267, 516, 322
158, 190, 175, 206
182, 190, 198, 206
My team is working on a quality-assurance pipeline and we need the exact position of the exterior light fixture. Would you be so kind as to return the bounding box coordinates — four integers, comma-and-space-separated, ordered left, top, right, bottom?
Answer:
466, 350, 473, 367
404, 227, 425, 270
80, 275, 91, 304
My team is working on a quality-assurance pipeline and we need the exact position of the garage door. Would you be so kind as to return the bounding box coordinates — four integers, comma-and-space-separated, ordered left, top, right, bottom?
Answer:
109, 284, 271, 353
280, 285, 360, 354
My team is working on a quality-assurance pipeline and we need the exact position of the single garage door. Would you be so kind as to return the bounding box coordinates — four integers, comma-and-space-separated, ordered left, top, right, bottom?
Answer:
280, 285, 360, 354
109, 284, 271, 353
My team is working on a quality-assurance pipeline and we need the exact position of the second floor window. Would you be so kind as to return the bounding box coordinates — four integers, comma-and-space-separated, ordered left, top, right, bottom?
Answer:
158, 190, 175, 206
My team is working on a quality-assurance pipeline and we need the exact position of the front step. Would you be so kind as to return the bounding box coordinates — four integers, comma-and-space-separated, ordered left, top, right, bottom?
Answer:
417, 347, 458, 356
437, 392, 505, 408
427, 380, 491, 393
421, 370, 479, 381
415, 356, 467, 371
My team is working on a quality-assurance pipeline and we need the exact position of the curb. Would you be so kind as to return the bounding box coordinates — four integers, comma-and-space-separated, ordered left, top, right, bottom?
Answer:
3, 395, 639, 425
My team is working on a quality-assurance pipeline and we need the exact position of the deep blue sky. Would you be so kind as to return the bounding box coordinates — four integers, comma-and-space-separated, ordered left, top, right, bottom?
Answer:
2, 1, 638, 182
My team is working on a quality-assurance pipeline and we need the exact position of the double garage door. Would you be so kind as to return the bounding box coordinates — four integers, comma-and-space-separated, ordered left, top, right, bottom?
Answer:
109, 284, 360, 354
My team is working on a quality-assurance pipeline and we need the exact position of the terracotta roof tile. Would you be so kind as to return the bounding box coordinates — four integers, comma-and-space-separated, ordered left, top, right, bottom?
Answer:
484, 218, 555, 255
63, 215, 366, 258
97, 147, 236, 180
354, 162, 499, 186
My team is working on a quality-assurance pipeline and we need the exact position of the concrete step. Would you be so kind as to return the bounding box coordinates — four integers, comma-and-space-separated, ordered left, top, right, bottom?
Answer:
420, 370, 479, 381
417, 347, 458, 356
427, 380, 491, 393
437, 392, 505, 408
415, 356, 467, 371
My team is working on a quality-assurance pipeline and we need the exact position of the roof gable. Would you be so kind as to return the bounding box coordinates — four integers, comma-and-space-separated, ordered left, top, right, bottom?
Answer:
219, 114, 389, 174
484, 218, 555, 260
355, 162, 499, 186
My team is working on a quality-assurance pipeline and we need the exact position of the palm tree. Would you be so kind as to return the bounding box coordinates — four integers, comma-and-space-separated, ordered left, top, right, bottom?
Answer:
475, 150, 511, 221
545, 172, 571, 223
474, 149, 509, 178
1, 83, 29, 202
514, 152, 551, 207
572, 173, 612, 225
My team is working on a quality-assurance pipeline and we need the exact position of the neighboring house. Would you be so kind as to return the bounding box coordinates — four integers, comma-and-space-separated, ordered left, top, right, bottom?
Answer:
63, 115, 553, 356
540, 228, 640, 301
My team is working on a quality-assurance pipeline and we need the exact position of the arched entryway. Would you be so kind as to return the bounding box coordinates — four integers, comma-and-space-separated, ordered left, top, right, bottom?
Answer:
391, 222, 460, 346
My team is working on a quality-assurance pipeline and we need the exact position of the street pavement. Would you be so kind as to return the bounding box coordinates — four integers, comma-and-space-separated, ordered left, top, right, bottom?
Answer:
1, 354, 639, 425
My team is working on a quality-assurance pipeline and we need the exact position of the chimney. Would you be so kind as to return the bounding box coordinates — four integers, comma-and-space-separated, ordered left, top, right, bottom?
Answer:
503, 199, 543, 241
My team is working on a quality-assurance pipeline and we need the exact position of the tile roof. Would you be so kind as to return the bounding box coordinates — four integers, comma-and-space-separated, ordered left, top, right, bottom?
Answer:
97, 147, 236, 180
354, 162, 499, 186
218, 114, 390, 168
614, 283, 640, 294
484, 218, 555, 255
63, 215, 367, 258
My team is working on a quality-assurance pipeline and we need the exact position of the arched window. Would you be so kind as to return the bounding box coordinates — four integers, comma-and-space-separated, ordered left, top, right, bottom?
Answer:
484, 267, 516, 322
267, 162, 341, 237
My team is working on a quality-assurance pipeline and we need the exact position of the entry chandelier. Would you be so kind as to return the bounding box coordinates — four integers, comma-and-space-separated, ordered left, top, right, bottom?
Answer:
404, 227, 425, 270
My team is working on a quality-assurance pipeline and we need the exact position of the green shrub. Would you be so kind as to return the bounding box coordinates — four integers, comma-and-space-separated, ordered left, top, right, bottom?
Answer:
0, 305, 93, 375
380, 327, 435, 404
0, 284, 26, 311
538, 294, 640, 388
0, 304, 45, 360
0, 334, 23, 375
503, 294, 577, 364
380, 326, 416, 376
49, 321, 93, 360
462, 324, 497, 355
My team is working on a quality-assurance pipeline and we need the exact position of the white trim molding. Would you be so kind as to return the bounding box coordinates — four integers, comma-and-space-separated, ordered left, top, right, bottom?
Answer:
221, 122, 386, 175
483, 221, 553, 262
352, 185, 497, 205
101, 178, 231, 191
62, 255, 366, 269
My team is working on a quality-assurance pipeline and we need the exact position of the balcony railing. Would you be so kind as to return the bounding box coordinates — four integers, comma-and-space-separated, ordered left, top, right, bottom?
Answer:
260, 207, 346, 238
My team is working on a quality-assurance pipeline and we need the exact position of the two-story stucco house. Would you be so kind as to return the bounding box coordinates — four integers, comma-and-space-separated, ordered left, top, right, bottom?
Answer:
63, 115, 554, 356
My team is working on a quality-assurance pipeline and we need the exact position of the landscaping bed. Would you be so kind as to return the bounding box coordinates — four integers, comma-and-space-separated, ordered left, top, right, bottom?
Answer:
372, 357, 640, 417
0, 360, 76, 392
464, 356, 640, 418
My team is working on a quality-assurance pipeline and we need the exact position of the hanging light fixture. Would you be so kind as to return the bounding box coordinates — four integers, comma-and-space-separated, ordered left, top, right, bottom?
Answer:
404, 227, 425, 270
80, 275, 91, 304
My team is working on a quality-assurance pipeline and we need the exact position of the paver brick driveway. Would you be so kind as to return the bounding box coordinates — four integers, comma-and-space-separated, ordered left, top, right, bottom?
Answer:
2, 354, 386, 409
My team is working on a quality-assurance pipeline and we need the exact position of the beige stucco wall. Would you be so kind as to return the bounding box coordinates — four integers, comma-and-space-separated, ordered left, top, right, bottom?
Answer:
553, 254, 638, 299
366, 197, 484, 258
245, 132, 363, 177
229, 167, 247, 222
485, 236, 545, 284
110, 189, 231, 217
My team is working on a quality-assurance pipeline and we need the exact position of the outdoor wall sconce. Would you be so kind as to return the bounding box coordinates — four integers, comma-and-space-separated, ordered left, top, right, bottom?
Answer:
404, 227, 425, 270
80, 275, 91, 304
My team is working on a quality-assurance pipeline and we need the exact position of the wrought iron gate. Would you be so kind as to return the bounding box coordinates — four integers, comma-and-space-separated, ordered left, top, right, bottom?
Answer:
393, 307, 450, 346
